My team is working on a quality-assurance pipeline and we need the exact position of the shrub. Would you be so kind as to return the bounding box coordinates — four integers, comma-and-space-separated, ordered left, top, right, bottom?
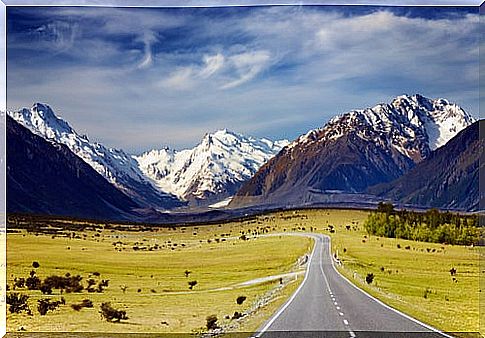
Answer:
81, 299, 93, 308
6, 293, 32, 315
188, 280, 198, 290
32, 261, 40, 269
72, 299, 93, 311
236, 296, 247, 305
38, 298, 63, 315
450, 267, 457, 276
71, 304, 83, 311
99, 302, 128, 322
40, 284, 53, 295
232, 311, 243, 319
14, 277, 25, 289
206, 315, 218, 330
184, 270, 191, 278
26, 275, 41, 290
365, 273, 374, 284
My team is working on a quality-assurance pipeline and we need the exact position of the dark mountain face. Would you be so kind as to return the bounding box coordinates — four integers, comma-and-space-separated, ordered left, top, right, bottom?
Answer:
7, 116, 141, 220
368, 121, 482, 211
230, 95, 474, 209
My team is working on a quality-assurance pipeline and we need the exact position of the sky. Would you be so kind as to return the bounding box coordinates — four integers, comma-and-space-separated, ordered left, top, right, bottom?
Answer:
6, 5, 480, 153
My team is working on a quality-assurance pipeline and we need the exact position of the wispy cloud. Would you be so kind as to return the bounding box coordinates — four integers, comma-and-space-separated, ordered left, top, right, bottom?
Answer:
221, 50, 271, 89
6, 6, 479, 152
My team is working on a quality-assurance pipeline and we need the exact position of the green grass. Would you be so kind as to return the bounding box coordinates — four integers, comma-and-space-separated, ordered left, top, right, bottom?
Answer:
6, 208, 480, 335
7, 222, 311, 333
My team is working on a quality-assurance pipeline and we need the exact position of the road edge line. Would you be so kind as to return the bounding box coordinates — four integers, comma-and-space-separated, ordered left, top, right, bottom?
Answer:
251, 235, 318, 338
322, 234, 455, 338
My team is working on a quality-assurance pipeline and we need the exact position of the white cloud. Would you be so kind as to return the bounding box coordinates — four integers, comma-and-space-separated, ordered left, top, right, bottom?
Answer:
221, 50, 271, 89
199, 53, 225, 79
160, 67, 195, 90
7, 7, 479, 151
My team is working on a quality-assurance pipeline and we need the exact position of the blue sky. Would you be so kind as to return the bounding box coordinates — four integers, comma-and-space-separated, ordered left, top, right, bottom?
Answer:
6, 5, 480, 153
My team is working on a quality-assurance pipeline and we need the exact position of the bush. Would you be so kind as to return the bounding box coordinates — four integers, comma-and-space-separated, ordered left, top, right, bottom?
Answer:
188, 280, 198, 290
32, 261, 40, 269
38, 298, 64, 315
14, 277, 25, 289
26, 275, 41, 290
72, 299, 93, 311
99, 302, 128, 322
40, 284, 53, 295
206, 314, 218, 330
365, 273, 374, 284
232, 311, 244, 319
236, 296, 247, 305
6, 293, 32, 315
43, 274, 84, 293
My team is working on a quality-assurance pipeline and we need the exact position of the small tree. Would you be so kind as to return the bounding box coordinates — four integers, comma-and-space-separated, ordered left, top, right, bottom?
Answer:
188, 280, 198, 290
236, 296, 247, 305
206, 314, 218, 330
184, 270, 191, 278
99, 302, 128, 322
365, 273, 374, 284
32, 261, 40, 269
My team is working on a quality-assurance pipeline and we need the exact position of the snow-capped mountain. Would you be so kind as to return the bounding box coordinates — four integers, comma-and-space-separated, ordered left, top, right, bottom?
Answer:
8, 103, 182, 209
231, 94, 474, 208
135, 129, 288, 205
292, 94, 474, 161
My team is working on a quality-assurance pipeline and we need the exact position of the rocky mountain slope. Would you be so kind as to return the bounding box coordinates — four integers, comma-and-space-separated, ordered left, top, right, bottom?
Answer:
135, 130, 288, 205
8, 103, 182, 209
7, 116, 141, 220
368, 120, 482, 211
230, 94, 474, 208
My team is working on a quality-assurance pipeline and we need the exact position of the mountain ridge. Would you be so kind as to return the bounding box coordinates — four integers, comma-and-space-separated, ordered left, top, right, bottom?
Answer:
230, 94, 474, 209
6, 116, 142, 220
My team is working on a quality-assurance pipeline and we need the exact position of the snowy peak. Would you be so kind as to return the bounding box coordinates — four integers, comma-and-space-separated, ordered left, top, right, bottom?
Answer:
9, 103, 78, 141
135, 129, 288, 203
293, 94, 474, 162
8, 103, 182, 209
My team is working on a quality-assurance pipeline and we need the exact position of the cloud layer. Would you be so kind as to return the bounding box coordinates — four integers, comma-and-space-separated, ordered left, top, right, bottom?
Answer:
6, 6, 479, 152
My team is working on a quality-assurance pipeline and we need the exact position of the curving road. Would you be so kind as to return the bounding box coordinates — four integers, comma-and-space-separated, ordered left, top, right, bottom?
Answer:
253, 234, 451, 338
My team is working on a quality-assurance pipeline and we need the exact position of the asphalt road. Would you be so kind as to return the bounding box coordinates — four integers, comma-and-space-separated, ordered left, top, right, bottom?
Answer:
253, 234, 450, 338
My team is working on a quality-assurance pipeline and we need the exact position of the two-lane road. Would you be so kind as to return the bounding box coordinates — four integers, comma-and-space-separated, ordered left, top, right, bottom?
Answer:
253, 234, 451, 338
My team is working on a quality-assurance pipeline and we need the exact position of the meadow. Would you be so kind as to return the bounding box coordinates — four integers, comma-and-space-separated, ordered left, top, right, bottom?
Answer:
6, 208, 481, 336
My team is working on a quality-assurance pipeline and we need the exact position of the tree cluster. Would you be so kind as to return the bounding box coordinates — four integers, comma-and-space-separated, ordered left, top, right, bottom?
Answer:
364, 203, 480, 245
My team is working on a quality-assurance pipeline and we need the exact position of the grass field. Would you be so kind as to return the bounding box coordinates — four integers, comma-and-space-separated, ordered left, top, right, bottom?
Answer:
6, 219, 312, 333
6, 208, 480, 335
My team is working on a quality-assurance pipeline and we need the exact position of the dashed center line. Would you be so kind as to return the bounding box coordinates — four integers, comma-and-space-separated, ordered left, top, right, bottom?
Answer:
343, 319, 349, 325
339, 312, 344, 316
336, 306, 341, 310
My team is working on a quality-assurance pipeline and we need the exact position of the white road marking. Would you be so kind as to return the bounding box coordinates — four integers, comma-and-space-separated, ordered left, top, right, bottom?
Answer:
334, 301, 338, 305
253, 235, 319, 338
322, 233, 454, 338
349, 329, 356, 337
343, 319, 349, 325
336, 306, 341, 310
339, 312, 344, 316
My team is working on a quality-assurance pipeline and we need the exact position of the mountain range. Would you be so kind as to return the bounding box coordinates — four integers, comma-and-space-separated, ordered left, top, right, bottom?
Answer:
230, 94, 475, 209
7, 103, 287, 210
7, 116, 141, 220
6, 94, 480, 220
369, 120, 482, 211
135, 130, 287, 206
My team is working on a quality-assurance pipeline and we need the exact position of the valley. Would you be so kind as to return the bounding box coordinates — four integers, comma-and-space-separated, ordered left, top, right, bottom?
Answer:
6, 209, 480, 335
